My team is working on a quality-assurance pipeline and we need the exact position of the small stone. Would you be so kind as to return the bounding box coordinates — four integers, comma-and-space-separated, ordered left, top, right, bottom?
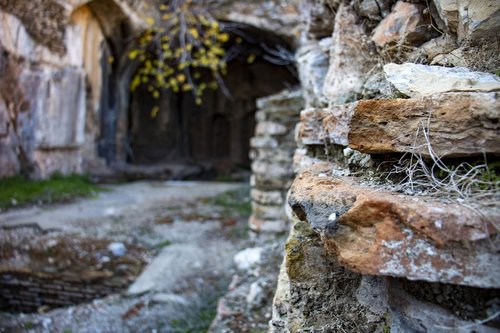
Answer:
107, 242, 126, 257
372, 1, 438, 47
246, 281, 265, 308
234, 247, 263, 271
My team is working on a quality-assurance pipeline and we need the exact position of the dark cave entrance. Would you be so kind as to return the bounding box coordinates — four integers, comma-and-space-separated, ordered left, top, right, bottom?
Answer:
126, 24, 298, 175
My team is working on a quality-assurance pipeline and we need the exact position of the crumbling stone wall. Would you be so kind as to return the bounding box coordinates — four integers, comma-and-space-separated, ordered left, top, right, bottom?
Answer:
0, 271, 123, 313
249, 90, 304, 236
263, 0, 500, 332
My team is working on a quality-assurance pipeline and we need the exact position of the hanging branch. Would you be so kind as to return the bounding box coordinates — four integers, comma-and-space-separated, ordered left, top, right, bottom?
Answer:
128, 0, 231, 116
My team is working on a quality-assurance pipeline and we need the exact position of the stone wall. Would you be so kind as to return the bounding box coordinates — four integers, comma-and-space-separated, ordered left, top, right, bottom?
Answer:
249, 90, 304, 235
0, 0, 146, 178
0, 271, 123, 313
264, 0, 500, 332
0, 0, 301, 179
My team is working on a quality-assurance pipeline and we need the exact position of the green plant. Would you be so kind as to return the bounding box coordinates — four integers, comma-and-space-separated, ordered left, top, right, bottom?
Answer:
130, 0, 232, 113
153, 239, 172, 250
210, 187, 251, 216
0, 173, 103, 210
23, 322, 34, 329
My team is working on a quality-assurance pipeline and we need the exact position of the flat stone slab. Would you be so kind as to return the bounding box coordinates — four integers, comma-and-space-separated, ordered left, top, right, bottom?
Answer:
288, 164, 500, 288
384, 63, 500, 97
298, 92, 500, 157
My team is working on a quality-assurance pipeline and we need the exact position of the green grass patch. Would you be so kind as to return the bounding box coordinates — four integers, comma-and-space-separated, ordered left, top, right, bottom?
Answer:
152, 239, 172, 251
0, 173, 103, 210
209, 186, 251, 216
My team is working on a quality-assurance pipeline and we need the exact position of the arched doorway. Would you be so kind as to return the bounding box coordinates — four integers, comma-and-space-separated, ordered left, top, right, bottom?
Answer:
126, 24, 298, 176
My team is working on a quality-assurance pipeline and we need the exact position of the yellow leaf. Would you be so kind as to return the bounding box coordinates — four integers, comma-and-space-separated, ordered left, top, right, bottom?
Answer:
128, 49, 140, 60
195, 97, 202, 105
146, 17, 155, 26
182, 83, 192, 91
108, 56, 114, 64
217, 33, 229, 42
247, 54, 256, 64
153, 90, 160, 99
189, 28, 199, 39
176, 74, 186, 83
150, 106, 160, 118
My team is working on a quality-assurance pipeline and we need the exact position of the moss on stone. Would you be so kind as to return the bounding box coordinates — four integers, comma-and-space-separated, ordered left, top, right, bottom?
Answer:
285, 220, 318, 280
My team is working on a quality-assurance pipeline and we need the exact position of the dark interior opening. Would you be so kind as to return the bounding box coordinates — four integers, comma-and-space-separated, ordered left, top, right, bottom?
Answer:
126, 24, 298, 175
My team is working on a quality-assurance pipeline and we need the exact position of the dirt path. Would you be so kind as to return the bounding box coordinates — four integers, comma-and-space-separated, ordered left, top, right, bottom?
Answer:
0, 181, 251, 333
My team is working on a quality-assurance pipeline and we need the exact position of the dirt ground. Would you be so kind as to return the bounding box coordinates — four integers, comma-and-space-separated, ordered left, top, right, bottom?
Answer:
0, 180, 252, 333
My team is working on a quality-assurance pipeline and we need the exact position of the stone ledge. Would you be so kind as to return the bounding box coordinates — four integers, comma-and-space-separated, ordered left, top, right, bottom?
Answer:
298, 92, 499, 157
288, 164, 500, 288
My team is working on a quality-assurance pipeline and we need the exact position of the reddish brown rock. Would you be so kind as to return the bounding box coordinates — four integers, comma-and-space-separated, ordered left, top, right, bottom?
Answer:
349, 93, 500, 157
288, 164, 500, 288
372, 1, 438, 47
298, 93, 499, 157
298, 104, 357, 146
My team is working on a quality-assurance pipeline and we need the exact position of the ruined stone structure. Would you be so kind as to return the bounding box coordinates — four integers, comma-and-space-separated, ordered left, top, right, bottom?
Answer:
0, 0, 299, 179
249, 90, 304, 235
1, 0, 500, 332
264, 0, 500, 332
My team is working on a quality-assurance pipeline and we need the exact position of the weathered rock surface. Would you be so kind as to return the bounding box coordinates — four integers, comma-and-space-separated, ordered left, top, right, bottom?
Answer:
298, 93, 500, 157
269, 218, 389, 332
249, 90, 304, 235
298, 103, 357, 146
350, 93, 500, 157
289, 164, 500, 288
209, 240, 285, 333
372, 1, 438, 47
433, 0, 459, 33
384, 63, 500, 97
457, 0, 500, 42
296, 38, 330, 107
300, 0, 335, 38
322, 4, 377, 104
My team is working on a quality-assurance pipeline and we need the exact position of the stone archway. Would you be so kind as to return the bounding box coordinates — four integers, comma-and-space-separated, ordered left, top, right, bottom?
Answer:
125, 24, 299, 175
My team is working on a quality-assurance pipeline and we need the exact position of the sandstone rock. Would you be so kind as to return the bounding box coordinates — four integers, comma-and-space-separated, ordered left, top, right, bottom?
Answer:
322, 4, 377, 104
289, 164, 500, 288
384, 63, 500, 97
457, 0, 500, 42
372, 1, 438, 47
296, 40, 329, 107
300, 0, 335, 38
298, 104, 357, 146
414, 35, 458, 62
349, 93, 500, 157
270, 218, 388, 332
297, 92, 499, 157
430, 47, 468, 68
433, 0, 459, 33
23, 68, 86, 149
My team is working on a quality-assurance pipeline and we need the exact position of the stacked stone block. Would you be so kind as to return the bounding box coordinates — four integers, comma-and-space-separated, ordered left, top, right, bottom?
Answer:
248, 90, 304, 235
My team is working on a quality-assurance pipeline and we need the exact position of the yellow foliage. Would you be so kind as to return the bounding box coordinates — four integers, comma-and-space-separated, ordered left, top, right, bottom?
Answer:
133, 1, 231, 112
247, 54, 256, 64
